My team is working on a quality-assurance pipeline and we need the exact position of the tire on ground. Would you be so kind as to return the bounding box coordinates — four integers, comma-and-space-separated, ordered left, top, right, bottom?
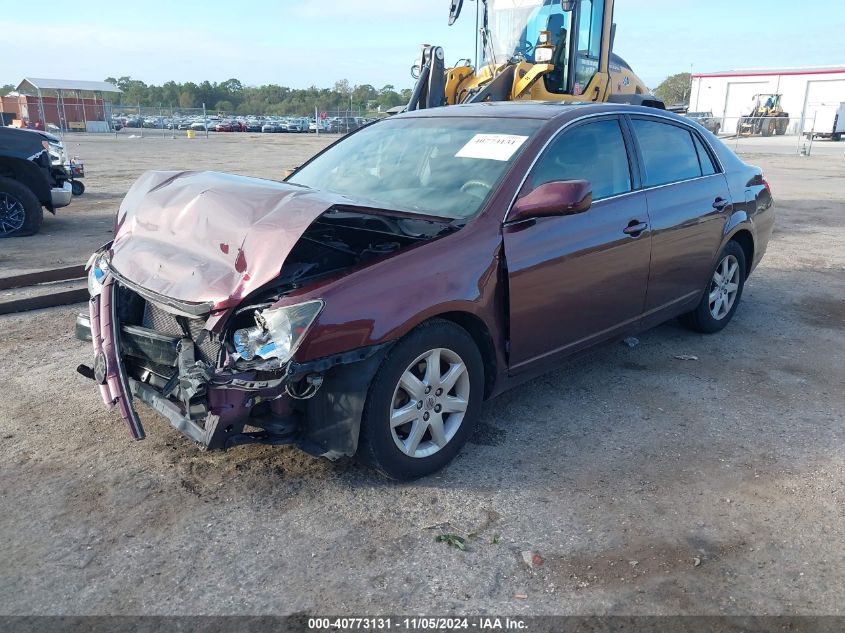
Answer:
679, 240, 747, 334
0, 175, 43, 238
357, 318, 484, 480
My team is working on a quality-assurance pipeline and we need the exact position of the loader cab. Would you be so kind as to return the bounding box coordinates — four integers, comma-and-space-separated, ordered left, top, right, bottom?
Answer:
484, 0, 606, 96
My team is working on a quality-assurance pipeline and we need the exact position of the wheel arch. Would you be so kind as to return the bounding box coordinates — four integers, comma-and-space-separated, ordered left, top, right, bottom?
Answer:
0, 157, 51, 208
425, 311, 497, 399
728, 228, 755, 279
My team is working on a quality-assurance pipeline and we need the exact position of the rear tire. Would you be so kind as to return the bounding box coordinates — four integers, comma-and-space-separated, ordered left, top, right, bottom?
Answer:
357, 319, 484, 480
0, 176, 43, 238
680, 241, 747, 334
71, 180, 85, 196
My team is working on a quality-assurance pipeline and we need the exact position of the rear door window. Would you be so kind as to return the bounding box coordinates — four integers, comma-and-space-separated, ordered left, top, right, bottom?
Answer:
631, 119, 704, 187
529, 118, 632, 201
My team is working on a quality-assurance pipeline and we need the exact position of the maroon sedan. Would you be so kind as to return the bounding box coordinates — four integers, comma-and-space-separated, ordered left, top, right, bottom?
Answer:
76, 102, 774, 479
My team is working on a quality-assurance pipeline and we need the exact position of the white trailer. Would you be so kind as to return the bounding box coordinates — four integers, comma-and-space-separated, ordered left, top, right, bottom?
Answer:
805, 102, 845, 141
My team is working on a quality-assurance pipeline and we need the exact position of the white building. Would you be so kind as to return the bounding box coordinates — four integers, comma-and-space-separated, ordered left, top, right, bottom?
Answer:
689, 66, 845, 135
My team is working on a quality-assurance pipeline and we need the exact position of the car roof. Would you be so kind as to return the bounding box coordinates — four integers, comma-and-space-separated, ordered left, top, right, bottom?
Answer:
393, 101, 682, 124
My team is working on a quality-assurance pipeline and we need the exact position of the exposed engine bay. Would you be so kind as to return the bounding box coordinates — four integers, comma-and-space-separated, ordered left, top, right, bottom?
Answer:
248, 207, 455, 304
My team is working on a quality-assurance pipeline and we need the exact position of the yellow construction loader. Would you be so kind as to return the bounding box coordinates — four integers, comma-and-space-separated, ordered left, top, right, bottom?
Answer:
408, 0, 664, 111
736, 94, 789, 137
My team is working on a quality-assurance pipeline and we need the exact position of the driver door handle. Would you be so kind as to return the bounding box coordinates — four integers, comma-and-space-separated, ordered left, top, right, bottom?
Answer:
623, 220, 648, 237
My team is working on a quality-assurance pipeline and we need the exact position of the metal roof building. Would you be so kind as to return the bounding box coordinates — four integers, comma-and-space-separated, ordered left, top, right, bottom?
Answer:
689, 66, 845, 136
8, 77, 122, 132
16, 78, 122, 94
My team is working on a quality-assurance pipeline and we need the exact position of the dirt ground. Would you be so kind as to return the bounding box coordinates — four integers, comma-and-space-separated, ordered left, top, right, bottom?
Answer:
0, 132, 843, 616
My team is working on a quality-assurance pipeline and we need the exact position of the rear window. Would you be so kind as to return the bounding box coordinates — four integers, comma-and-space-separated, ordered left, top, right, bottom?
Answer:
632, 119, 705, 187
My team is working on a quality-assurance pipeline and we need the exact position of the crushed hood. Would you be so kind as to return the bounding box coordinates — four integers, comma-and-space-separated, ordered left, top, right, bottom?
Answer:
110, 170, 349, 310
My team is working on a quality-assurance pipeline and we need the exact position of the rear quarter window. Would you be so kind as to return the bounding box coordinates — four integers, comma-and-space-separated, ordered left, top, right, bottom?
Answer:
692, 133, 717, 176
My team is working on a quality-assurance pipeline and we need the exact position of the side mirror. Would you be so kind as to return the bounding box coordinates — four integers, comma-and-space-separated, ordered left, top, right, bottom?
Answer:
448, 0, 463, 25
509, 180, 592, 222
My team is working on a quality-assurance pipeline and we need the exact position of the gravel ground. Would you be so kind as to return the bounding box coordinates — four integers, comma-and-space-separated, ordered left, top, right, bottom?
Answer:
0, 133, 843, 616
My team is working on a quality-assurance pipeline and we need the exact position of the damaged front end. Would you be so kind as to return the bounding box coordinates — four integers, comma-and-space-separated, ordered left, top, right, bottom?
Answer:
77, 256, 389, 454
75, 172, 453, 456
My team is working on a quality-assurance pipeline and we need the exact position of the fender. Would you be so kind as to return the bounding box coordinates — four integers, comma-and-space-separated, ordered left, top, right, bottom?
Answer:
723, 208, 751, 238
278, 223, 505, 362
0, 156, 53, 211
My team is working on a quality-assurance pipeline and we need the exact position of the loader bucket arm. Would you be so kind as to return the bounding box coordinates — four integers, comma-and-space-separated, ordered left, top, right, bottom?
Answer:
407, 46, 447, 111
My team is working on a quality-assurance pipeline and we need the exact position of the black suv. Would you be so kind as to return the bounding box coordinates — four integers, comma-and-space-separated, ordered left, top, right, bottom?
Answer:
0, 127, 73, 237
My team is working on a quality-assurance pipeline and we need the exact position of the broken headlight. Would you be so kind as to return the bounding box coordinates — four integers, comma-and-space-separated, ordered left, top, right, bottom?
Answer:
48, 140, 68, 166
86, 251, 110, 298
232, 299, 324, 369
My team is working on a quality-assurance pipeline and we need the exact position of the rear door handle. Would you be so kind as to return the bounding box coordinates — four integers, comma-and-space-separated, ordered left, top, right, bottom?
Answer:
713, 196, 730, 211
623, 220, 648, 237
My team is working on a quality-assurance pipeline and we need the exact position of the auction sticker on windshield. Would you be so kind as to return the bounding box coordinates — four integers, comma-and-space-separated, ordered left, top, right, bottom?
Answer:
455, 134, 529, 161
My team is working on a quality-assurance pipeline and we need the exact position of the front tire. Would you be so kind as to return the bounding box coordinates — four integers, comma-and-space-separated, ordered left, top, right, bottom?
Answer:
71, 180, 85, 196
0, 176, 43, 238
762, 119, 775, 137
357, 319, 484, 480
680, 241, 747, 334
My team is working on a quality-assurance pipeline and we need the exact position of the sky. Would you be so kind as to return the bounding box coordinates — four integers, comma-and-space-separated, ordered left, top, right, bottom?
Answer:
0, 0, 843, 92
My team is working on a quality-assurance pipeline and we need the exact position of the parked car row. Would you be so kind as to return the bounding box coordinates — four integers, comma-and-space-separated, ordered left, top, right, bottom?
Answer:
259, 117, 311, 133
112, 113, 379, 134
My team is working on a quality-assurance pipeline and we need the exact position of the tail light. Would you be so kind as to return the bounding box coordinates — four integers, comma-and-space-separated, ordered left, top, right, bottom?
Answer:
762, 176, 772, 194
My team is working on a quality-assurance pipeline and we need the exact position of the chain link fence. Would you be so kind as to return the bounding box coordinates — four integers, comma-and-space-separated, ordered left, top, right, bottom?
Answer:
683, 114, 833, 156
68, 104, 839, 157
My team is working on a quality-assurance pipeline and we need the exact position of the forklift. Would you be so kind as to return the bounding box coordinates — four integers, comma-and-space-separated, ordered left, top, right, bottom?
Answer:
408, 0, 664, 111
736, 94, 789, 137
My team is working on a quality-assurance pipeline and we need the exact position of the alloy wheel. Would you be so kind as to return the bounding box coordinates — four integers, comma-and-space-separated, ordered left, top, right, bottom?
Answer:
709, 254, 740, 320
0, 192, 26, 235
390, 347, 470, 459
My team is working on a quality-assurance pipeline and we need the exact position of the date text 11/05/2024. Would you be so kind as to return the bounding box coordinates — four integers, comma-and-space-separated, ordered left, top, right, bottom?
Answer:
307, 616, 528, 630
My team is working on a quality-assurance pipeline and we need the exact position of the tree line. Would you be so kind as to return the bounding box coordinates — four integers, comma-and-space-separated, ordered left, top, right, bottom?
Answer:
102, 77, 412, 115
4, 72, 695, 114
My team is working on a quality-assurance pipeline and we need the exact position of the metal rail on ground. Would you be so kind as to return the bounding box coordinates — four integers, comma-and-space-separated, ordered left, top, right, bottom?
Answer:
0, 265, 88, 315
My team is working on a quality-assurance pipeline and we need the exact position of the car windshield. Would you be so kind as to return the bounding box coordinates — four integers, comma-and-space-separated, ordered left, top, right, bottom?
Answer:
288, 116, 543, 220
